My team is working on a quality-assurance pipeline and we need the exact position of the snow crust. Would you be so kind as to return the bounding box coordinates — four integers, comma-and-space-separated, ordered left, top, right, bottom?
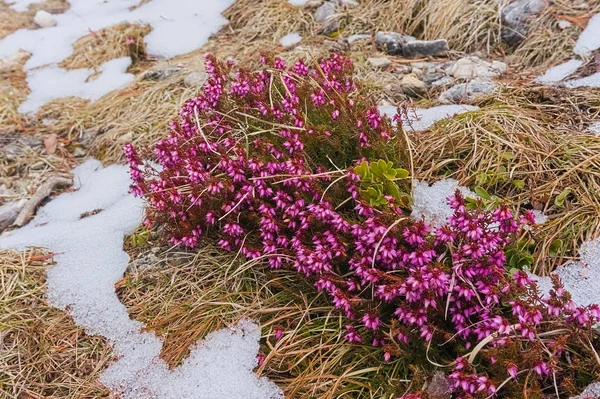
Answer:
535, 59, 582, 85
0, 160, 282, 399
280, 33, 302, 47
531, 238, 600, 308
0, 0, 234, 113
7, 0, 42, 11
565, 72, 600, 88
379, 104, 479, 132
411, 179, 476, 227
574, 13, 600, 57
288, 0, 309, 5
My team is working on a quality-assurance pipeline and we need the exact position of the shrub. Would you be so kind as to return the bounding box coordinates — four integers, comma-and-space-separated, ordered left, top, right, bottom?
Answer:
126, 54, 600, 398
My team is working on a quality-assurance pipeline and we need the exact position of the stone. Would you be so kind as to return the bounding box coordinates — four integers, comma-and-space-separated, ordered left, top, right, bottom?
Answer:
394, 65, 412, 74
449, 57, 507, 79
558, 19, 573, 30
127, 248, 164, 273
183, 71, 209, 88
1, 135, 41, 161
411, 67, 423, 77
323, 38, 349, 52
0, 200, 24, 232
501, 0, 547, 45
402, 39, 449, 58
376, 31, 416, 56
142, 66, 183, 81
426, 371, 451, 399
367, 57, 392, 69
79, 128, 101, 148
117, 132, 134, 144
438, 79, 497, 104
34, 10, 57, 28
422, 72, 446, 85
430, 76, 454, 87
73, 147, 87, 157
400, 74, 427, 97
314, 1, 338, 34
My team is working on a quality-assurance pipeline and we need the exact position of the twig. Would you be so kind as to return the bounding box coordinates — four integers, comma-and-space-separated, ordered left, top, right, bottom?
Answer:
13, 176, 73, 227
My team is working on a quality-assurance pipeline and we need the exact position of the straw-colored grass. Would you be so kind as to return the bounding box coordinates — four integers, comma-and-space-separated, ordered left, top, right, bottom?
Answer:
0, 248, 112, 398
411, 85, 600, 273
0, 0, 69, 40
116, 245, 424, 399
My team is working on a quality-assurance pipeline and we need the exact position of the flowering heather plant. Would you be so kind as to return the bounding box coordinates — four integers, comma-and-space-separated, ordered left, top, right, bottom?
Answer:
126, 54, 600, 398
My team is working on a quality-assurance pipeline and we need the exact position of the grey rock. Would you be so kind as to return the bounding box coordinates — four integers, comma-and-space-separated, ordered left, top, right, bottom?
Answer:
143, 66, 183, 81
449, 57, 507, 79
183, 71, 209, 88
376, 31, 416, 56
394, 65, 412, 74
426, 371, 451, 399
430, 76, 455, 87
0, 200, 24, 232
323, 38, 349, 52
314, 1, 339, 34
439, 79, 497, 104
1, 135, 41, 161
367, 57, 392, 69
501, 0, 547, 45
34, 10, 57, 28
79, 128, 100, 148
402, 39, 449, 58
73, 147, 86, 157
400, 74, 427, 97
422, 72, 446, 85
127, 248, 164, 273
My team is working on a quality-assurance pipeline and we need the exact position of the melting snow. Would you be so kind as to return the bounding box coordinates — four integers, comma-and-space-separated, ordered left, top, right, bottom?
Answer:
7, 0, 42, 11
379, 104, 479, 132
574, 13, 600, 57
565, 72, 600, 88
288, 0, 309, 5
531, 238, 600, 308
0, 160, 282, 399
411, 179, 476, 227
535, 59, 582, 85
0, 0, 234, 113
280, 33, 302, 47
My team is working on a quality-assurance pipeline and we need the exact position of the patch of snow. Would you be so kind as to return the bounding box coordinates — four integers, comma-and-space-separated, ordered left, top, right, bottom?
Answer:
411, 179, 476, 227
379, 104, 479, 132
19, 57, 134, 114
288, 0, 309, 5
535, 59, 582, 85
7, 0, 42, 12
574, 13, 600, 57
531, 209, 547, 225
348, 34, 371, 43
280, 33, 302, 47
558, 20, 573, 30
565, 72, 600, 88
0, 160, 282, 399
588, 122, 600, 136
0, 0, 234, 113
571, 382, 600, 399
530, 238, 600, 308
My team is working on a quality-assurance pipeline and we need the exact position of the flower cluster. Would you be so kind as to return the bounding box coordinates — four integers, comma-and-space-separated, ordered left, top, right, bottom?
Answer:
127, 54, 600, 398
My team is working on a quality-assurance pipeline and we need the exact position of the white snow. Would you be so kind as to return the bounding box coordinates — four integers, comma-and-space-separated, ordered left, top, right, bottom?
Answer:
574, 13, 600, 57
379, 104, 479, 132
411, 179, 476, 227
588, 122, 600, 136
288, 0, 309, 5
531, 238, 600, 308
348, 34, 371, 43
535, 59, 582, 85
0, 0, 234, 113
0, 160, 282, 399
531, 209, 547, 225
20, 57, 134, 114
280, 33, 302, 47
565, 72, 600, 88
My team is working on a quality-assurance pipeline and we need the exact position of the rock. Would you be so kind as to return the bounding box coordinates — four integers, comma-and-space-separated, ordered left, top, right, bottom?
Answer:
367, 57, 392, 69
43, 133, 58, 155
400, 74, 427, 97
183, 71, 208, 88
73, 147, 86, 157
501, 0, 547, 45
426, 371, 451, 399
79, 128, 101, 148
0, 50, 30, 73
430, 76, 454, 87
117, 132, 134, 144
402, 39, 449, 58
376, 31, 416, 56
143, 66, 183, 81
323, 38, 349, 52
422, 72, 446, 85
394, 65, 412, 74
34, 10, 57, 28
449, 57, 507, 79
439, 79, 497, 104
314, 1, 338, 34
340, 0, 358, 6
411, 67, 423, 77
0, 200, 25, 232
127, 248, 164, 273
1, 135, 42, 161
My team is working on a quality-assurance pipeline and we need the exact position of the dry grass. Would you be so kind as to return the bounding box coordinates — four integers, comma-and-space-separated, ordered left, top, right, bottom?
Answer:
0, 0, 69, 40
0, 248, 112, 398
116, 246, 420, 399
59, 23, 152, 71
411, 85, 600, 273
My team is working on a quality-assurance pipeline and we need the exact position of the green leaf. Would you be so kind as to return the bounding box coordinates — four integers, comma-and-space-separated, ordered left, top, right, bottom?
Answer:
512, 179, 525, 189
474, 186, 492, 200
395, 168, 409, 179
549, 239, 563, 257
384, 181, 401, 200
383, 170, 397, 180
554, 188, 572, 207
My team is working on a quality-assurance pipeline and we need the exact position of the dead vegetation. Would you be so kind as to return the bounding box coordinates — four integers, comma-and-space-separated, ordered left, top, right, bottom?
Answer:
0, 248, 112, 398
